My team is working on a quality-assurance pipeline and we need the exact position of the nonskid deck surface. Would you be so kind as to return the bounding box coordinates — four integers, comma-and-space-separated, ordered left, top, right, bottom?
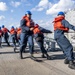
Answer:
0, 44, 75, 75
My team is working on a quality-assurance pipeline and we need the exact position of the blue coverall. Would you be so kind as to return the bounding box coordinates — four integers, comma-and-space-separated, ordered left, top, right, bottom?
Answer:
54, 20, 75, 61
0, 29, 2, 47
3, 32, 10, 46
11, 33, 18, 48
34, 27, 52, 54
20, 18, 34, 56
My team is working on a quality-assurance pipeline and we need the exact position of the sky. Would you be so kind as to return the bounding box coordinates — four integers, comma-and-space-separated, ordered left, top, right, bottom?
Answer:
0, 0, 75, 31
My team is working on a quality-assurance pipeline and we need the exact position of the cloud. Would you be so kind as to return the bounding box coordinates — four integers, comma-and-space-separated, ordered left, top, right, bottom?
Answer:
0, 15, 5, 20
46, 0, 75, 15
0, 2, 8, 11
31, 0, 75, 15
31, 0, 52, 11
11, 9, 14, 13
10, 1, 21, 7
38, 0, 49, 7
35, 19, 53, 30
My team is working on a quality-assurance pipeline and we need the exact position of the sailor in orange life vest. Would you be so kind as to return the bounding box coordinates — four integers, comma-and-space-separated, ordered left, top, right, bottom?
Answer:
16, 27, 21, 45
10, 26, 18, 52
33, 24, 52, 60
0, 27, 3, 47
2, 25, 10, 46
20, 11, 34, 59
53, 11, 75, 69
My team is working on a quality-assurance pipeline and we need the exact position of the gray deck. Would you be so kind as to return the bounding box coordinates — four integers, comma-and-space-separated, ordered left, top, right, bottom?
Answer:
0, 45, 75, 75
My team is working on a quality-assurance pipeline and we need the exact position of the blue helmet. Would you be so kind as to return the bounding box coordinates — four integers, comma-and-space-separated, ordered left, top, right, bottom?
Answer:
57, 11, 65, 16
25, 11, 32, 15
2, 25, 4, 28
0, 27, 1, 30
11, 26, 14, 29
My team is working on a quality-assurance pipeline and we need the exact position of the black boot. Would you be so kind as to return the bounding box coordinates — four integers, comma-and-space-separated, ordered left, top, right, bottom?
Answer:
8, 43, 10, 46
0, 44, 2, 48
14, 47, 16, 53
64, 58, 69, 64
41, 54, 46, 58
45, 53, 52, 60
23, 50, 26, 53
14, 46, 18, 53
68, 61, 75, 69
20, 51, 23, 59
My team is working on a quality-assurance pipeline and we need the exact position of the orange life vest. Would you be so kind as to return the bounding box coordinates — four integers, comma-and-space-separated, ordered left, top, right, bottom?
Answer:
2, 28, 8, 33
22, 16, 34, 28
10, 28, 16, 35
33, 25, 42, 34
53, 16, 69, 32
17, 28, 21, 35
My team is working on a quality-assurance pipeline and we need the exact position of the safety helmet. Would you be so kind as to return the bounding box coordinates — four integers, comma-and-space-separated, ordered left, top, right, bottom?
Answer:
11, 26, 14, 29
0, 27, 1, 30
57, 11, 65, 16
35, 24, 39, 26
25, 11, 32, 15
2, 25, 4, 28
35, 24, 39, 28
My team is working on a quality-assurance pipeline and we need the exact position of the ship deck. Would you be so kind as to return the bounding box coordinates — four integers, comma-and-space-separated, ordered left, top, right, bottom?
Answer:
0, 43, 75, 75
